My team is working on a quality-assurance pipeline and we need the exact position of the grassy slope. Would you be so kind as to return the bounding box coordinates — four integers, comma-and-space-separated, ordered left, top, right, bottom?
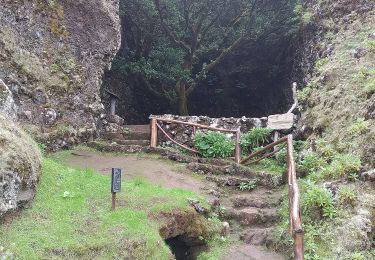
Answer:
0, 157, 218, 259
274, 3, 375, 259
300, 6, 375, 167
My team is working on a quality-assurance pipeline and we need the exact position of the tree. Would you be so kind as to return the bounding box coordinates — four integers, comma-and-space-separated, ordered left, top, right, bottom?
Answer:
117, 0, 299, 115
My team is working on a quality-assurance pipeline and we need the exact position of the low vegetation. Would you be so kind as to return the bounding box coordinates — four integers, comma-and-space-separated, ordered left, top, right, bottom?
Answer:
0, 158, 222, 259
240, 127, 273, 154
193, 131, 234, 158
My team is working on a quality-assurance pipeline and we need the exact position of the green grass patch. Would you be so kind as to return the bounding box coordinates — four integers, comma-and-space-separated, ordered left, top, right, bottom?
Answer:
0, 158, 212, 259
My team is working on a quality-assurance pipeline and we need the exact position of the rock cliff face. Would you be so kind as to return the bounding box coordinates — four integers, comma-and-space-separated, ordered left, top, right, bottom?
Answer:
0, 0, 121, 150
295, 0, 375, 167
290, 1, 375, 258
0, 0, 121, 218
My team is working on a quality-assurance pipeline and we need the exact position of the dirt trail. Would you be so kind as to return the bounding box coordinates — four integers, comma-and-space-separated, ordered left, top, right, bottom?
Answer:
61, 150, 214, 197
59, 149, 285, 260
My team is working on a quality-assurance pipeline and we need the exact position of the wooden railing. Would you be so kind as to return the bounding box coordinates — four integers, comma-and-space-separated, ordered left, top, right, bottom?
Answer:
240, 134, 304, 259
149, 118, 303, 259
150, 117, 242, 163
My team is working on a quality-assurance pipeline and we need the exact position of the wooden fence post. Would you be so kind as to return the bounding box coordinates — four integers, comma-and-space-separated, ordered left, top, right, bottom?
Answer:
150, 118, 158, 148
235, 129, 241, 164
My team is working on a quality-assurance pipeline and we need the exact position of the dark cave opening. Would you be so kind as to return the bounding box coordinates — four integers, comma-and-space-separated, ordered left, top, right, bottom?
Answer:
101, 1, 298, 124
165, 235, 207, 260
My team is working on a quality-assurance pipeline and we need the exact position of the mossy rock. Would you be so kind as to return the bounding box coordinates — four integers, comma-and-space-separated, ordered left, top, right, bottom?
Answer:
0, 114, 41, 218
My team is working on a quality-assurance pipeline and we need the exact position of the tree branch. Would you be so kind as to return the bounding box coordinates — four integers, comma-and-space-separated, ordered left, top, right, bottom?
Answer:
187, 35, 245, 95
153, 0, 191, 52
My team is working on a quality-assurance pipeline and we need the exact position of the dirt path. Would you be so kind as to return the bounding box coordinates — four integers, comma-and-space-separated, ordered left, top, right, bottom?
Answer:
59, 149, 216, 200
58, 148, 285, 260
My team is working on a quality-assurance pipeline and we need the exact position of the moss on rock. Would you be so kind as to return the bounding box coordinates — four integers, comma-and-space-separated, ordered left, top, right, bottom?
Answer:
0, 114, 41, 218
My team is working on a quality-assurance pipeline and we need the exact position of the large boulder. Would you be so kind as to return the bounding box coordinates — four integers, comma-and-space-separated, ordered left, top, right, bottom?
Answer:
0, 114, 41, 218
0, 0, 121, 150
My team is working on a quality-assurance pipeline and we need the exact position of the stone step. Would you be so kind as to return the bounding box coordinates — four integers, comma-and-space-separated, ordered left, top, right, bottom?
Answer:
87, 141, 145, 153
102, 132, 125, 141
123, 131, 150, 140
115, 140, 150, 146
222, 245, 285, 260
230, 195, 270, 209
229, 207, 278, 227
124, 125, 150, 140
205, 175, 254, 187
187, 162, 283, 188
240, 227, 276, 246
229, 190, 282, 209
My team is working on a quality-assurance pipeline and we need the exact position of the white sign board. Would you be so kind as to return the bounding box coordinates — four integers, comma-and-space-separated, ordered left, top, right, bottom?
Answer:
267, 113, 294, 130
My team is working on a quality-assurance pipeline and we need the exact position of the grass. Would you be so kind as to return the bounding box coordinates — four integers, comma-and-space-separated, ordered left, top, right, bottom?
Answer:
0, 158, 214, 259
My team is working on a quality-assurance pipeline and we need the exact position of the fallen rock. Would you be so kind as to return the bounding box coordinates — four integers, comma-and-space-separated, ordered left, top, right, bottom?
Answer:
188, 199, 207, 214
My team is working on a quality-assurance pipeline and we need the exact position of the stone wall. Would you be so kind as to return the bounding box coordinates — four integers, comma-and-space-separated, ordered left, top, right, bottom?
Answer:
152, 114, 269, 147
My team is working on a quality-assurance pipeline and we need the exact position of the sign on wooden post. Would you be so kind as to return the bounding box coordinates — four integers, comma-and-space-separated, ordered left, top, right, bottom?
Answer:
111, 168, 122, 210
267, 113, 295, 130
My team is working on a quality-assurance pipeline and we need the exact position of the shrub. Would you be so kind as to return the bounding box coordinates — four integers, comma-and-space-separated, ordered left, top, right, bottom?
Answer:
347, 118, 370, 136
338, 186, 356, 206
240, 127, 273, 154
314, 57, 329, 73
298, 152, 328, 176
238, 180, 257, 191
301, 180, 336, 220
297, 86, 312, 102
364, 79, 375, 96
315, 139, 335, 160
368, 40, 375, 53
193, 131, 234, 158
322, 153, 362, 179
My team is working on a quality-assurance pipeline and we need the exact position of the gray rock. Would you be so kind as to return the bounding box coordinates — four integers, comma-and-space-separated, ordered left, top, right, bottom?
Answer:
0, 79, 17, 120
360, 169, 375, 182
22, 110, 33, 121
0, 114, 41, 218
44, 108, 57, 125
32, 88, 47, 105
350, 47, 367, 59
0, 0, 121, 150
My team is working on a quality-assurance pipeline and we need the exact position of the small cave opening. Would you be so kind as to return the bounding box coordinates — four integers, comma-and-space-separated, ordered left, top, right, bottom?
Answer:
101, 0, 299, 124
165, 235, 208, 260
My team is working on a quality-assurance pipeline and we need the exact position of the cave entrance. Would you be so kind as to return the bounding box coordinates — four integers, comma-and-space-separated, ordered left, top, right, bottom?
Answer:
165, 235, 208, 260
101, 0, 299, 124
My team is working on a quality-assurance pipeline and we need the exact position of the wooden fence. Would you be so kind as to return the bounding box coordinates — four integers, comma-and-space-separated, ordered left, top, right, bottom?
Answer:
149, 117, 304, 259
150, 117, 241, 163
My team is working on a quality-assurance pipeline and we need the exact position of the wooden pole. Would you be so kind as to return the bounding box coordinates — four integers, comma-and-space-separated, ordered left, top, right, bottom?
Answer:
150, 118, 158, 148
286, 134, 304, 260
235, 129, 241, 164
111, 192, 116, 211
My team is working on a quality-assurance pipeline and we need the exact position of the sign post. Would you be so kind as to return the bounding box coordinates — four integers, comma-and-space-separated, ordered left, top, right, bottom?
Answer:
111, 168, 122, 210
